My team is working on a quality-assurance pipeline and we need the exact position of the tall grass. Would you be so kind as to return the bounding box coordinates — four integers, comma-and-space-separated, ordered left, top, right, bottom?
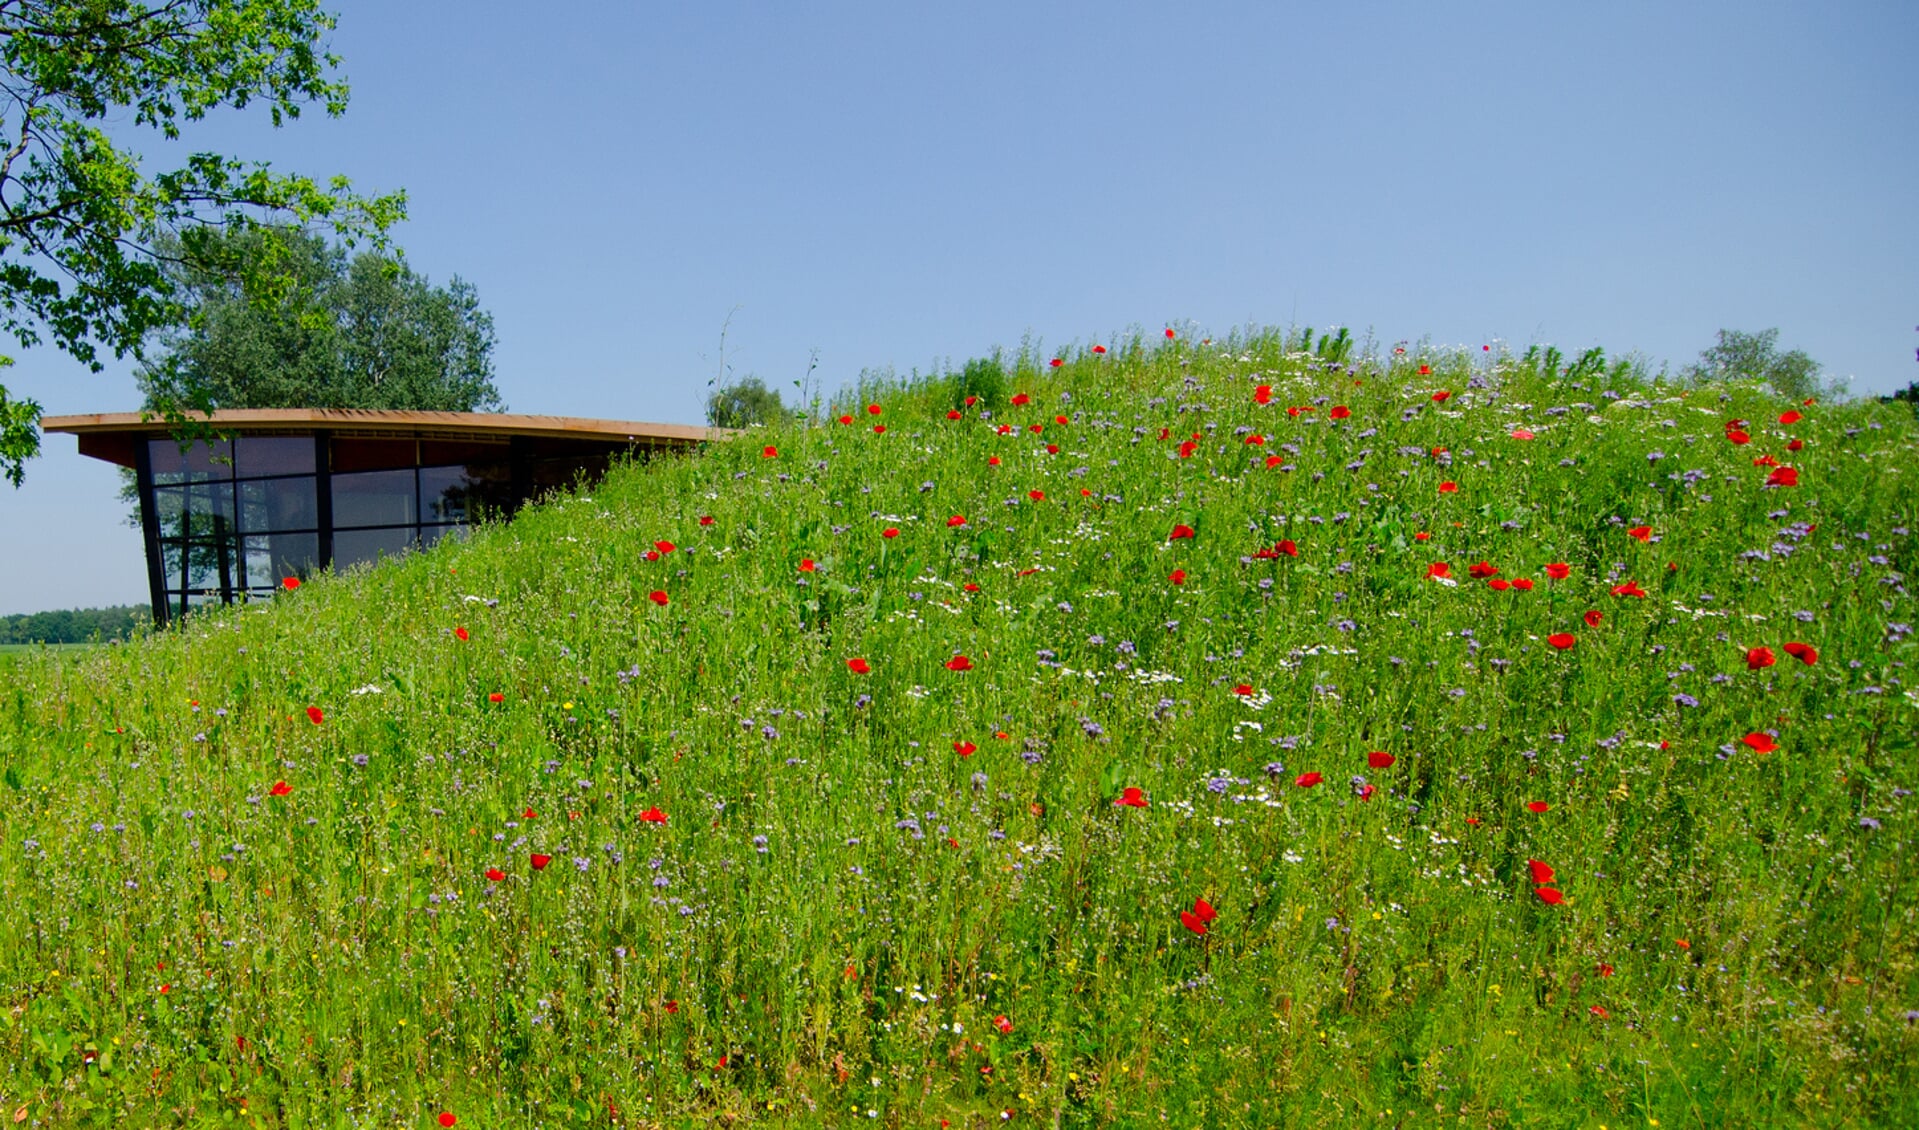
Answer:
2, 328, 1916, 1127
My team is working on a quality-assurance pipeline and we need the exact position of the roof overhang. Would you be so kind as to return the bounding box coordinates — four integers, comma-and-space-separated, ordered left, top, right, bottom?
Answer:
42, 409, 719, 468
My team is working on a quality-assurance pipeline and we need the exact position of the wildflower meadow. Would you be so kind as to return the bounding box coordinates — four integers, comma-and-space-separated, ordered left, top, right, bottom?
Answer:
2, 328, 1916, 1127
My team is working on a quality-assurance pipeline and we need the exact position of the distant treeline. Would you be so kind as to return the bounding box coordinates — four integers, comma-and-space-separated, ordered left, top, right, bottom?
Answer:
0, 605, 150, 644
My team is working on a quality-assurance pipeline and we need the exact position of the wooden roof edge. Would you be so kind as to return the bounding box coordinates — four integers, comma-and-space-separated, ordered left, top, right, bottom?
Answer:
41, 409, 728, 444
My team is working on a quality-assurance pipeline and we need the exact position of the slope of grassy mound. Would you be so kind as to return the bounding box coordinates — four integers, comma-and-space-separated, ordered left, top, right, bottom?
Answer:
3, 329, 1917, 1127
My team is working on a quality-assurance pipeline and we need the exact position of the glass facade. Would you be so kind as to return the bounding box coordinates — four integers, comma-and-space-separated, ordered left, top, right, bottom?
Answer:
138, 430, 632, 622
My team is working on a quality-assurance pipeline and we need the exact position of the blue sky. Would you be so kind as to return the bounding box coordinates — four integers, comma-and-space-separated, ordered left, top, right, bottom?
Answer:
2, 0, 1914, 614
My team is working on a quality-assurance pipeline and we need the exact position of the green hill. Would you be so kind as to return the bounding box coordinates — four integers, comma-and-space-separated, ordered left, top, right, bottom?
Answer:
3, 328, 1916, 1127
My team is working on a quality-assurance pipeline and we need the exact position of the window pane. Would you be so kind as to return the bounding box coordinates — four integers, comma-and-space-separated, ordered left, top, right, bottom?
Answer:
240, 477, 319, 533
332, 469, 417, 528
152, 482, 236, 537
334, 527, 416, 570
236, 436, 314, 478
148, 438, 233, 484
420, 465, 507, 524
243, 534, 319, 587
421, 524, 467, 549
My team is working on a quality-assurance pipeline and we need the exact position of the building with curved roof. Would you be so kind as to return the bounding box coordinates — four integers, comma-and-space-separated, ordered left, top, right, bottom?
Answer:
43, 409, 713, 623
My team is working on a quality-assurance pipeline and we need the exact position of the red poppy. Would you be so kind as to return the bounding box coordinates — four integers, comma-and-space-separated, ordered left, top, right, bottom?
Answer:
654, 540, 676, 555
1534, 887, 1566, 906
1233, 683, 1254, 696
1253, 384, 1273, 404
1430, 389, 1449, 402
1330, 405, 1351, 419
644, 550, 660, 562
1596, 962, 1614, 977
524, 807, 537, 818
762, 445, 778, 458
1512, 578, 1535, 591
1277, 539, 1298, 557
798, 558, 815, 572
1487, 578, 1510, 591
1611, 581, 1646, 598
872, 424, 886, 435
1766, 466, 1799, 487
1114, 787, 1148, 808
440, 1114, 458, 1128
1427, 562, 1452, 579
1169, 524, 1195, 540
484, 868, 506, 883
1178, 441, 1198, 458
1028, 489, 1045, 501
1545, 562, 1571, 580
699, 515, 714, 526
452, 626, 469, 642
993, 1013, 1014, 1034
1547, 632, 1576, 650
1468, 561, 1498, 578
1589, 1005, 1610, 1018
1368, 751, 1395, 769
1168, 569, 1187, 585
1746, 646, 1776, 670
1583, 610, 1603, 628
269, 780, 291, 797
281, 576, 300, 591
1527, 859, 1556, 884
1164, 328, 1175, 339
1011, 393, 1031, 406
1438, 481, 1458, 493
1627, 526, 1652, 541
1726, 429, 1751, 445
1419, 366, 1434, 377
306, 706, 324, 725
1264, 454, 1284, 468
1787, 438, 1804, 452
945, 655, 974, 671
648, 590, 669, 606
963, 582, 980, 592
846, 657, 870, 674
866, 403, 882, 415
1783, 641, 1818, 665
1045, 443, 1059, 454
1753, 453, 1779, 467
1295, 771, 1323, 788
953, 741, 976, 757
1244, 433, 1264, 445
640, 807, 668, 824
1092, 344, 1107, 354
1741, 731, 1778, 754
530, 853, 552, 871
882, 527, 899, 538
1193, 897, 1218, 924
838, 414, 854, 425
1527, 801, 1551, 813
947, 515, 967, 527
1414, 531, 1431, 541
488, 692, 504, 703
1510, 428, 1535, 440
947, 409, 962, 420
664, 999, 680, 1013
1779, 410, 1802, 425
1179, 910, 1209, 936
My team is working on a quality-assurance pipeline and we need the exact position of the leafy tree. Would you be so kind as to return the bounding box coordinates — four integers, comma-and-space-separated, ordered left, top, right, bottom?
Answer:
0, 1, 406, 486
135, 226, 502, 414
1684, 328, 1823, 401
706, 377, 783, 429
0, 603, 147, 644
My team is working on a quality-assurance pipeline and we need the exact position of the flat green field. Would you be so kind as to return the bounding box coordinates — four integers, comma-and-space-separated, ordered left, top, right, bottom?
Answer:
2, 330, 1915, 1127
